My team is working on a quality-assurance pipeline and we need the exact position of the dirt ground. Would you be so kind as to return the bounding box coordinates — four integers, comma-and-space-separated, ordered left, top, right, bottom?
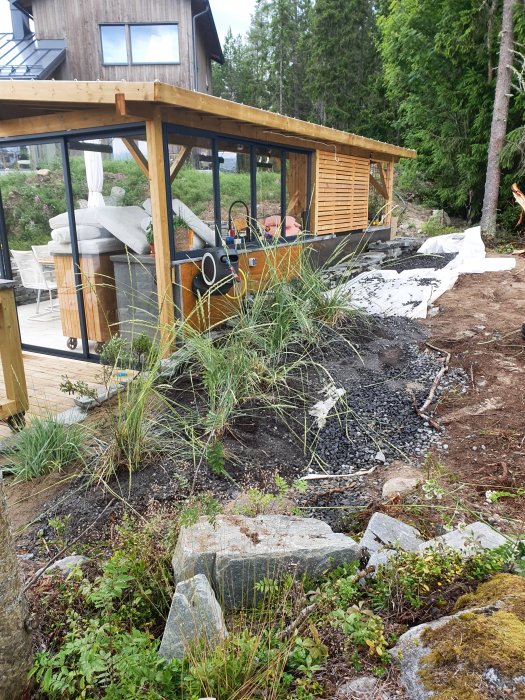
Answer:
423, 255, 525, 529
7, 253, 525, 556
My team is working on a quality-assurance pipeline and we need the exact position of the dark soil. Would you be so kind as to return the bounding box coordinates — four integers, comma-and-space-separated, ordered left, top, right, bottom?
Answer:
10, 311, 469, 556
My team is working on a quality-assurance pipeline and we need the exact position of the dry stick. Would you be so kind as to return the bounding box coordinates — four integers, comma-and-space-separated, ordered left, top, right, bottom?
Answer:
23, 498, 115, 592
303, 466, 376, 481
413, 343, 451, 428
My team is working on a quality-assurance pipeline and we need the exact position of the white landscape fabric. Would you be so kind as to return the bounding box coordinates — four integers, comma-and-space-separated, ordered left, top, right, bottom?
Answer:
342, 227, 515, 319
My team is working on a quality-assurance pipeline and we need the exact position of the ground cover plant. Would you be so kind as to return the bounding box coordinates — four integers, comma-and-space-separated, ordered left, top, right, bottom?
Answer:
27, 499, 521, 699
5, 416, 86, 481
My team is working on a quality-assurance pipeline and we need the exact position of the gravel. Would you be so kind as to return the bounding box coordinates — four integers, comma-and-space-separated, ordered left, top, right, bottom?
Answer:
312, 316, 468, 474
381, 252, 457, 273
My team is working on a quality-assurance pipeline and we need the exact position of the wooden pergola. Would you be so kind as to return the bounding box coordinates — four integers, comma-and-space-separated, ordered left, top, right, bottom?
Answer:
0, 81, 416, 354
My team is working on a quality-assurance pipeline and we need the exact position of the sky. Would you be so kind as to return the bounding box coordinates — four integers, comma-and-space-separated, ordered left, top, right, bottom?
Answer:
0, 1, 255, 41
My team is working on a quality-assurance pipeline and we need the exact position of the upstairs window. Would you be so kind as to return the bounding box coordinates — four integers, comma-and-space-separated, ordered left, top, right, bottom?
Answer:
100, 23, 180, 66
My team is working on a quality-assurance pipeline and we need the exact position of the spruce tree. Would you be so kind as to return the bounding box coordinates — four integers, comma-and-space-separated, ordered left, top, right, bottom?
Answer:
306, 0, 382, 135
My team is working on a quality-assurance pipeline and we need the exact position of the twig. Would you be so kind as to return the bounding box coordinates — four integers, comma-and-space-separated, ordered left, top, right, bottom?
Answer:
23, 498, 115, 592
413, 343, 451, 427
303, 466, 376, 481
277, 602, 318, 640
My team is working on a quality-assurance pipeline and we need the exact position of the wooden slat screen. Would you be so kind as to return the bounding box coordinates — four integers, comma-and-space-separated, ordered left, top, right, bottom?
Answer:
315, 150, 370, 234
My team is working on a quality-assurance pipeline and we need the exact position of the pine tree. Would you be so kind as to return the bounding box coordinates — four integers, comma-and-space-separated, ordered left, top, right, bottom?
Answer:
481, 0, 519, 237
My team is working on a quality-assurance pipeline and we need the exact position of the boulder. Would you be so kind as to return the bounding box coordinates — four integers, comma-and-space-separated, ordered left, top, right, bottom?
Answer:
420, 521, 507, 556
430, 209, 451, 226
159, 574, 227, 660
336, 675, 392, 699
361, 513, 424, 565
382, 476, 420, 500
391, 574, 525, 700
172, 515, 361, 609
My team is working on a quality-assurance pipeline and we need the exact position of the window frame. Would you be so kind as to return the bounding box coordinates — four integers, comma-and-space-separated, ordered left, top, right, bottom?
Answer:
99, 22, 181, 67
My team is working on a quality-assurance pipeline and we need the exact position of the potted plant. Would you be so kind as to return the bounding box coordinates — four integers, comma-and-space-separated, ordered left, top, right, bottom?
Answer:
146, 221, 154, 255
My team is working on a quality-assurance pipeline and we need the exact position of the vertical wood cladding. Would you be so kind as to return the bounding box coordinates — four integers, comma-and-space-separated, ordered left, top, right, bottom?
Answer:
31, 0, 199, 87
315, 150, 370, 234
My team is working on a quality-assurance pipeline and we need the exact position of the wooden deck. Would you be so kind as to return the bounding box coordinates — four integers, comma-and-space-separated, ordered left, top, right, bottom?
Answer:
0, 352, 105, 439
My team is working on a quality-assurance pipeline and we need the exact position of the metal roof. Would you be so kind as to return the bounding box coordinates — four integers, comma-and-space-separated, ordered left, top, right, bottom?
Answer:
0, 33, 66, 80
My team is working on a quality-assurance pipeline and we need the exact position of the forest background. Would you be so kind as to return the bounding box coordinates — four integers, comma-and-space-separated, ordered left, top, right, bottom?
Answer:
213, 0, 525, 235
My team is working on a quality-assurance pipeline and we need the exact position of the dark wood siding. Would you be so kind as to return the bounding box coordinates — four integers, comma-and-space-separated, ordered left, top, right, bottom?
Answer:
31, 0, 207, 88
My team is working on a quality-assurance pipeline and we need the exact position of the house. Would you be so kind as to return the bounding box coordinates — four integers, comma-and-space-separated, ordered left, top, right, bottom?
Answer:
0, 80, 415, 356
0, 0, 223, 91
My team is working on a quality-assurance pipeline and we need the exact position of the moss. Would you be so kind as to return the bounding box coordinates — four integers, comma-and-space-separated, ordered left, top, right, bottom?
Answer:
455, 573, 525, 619
418, 574, 525, 700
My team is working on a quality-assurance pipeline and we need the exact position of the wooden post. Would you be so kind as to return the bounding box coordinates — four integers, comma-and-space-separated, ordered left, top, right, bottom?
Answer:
0, 281, 28, 422
145, 112, 175, 354
383, 161, 395, 230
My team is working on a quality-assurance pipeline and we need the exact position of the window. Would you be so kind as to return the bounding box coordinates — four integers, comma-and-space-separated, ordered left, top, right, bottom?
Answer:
100, 25, 127, 64
100, 24, 180, 66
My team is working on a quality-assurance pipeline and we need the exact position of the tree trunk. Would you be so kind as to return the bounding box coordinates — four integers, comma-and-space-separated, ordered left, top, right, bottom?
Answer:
480, 0, 517, 238
0, 475, 32, 699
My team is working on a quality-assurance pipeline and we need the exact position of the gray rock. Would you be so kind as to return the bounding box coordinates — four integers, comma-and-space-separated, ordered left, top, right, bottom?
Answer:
382, 476, 420, 500
391, 598, 525, 699
430, 209, 451, 226
360, 512, 424, 559
172, 515, 361, 609
336, 675, 392, 699
159, 574, 227, 660
420, 521, 507, 556
45, 555, 88, 575
55, 406, 88, 425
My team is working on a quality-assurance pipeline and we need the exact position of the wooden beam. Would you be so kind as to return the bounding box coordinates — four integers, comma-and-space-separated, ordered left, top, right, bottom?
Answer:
170, 145, 191, 182
0, 80, 416, 161
384, 162, 395, 228
145, 111, 175, 354
0, 283, 28, 421
115, 93, 127, 117
369, 173, 388, 200
121, 138, 149, 178
0, 107, 139, 139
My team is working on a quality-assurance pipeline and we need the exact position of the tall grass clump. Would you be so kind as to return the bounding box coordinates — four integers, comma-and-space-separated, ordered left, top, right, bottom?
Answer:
163, 239, 361, 456
7, 416, 86, 480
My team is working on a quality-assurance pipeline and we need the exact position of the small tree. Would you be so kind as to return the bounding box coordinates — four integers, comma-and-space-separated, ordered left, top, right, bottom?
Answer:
0, 475, 32, 698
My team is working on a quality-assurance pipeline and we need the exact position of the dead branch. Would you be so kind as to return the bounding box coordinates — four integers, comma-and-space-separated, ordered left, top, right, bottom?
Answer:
411, 343, 451, 429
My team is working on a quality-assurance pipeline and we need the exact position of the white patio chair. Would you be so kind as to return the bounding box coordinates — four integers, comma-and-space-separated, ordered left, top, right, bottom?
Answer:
11, 249, 58, 316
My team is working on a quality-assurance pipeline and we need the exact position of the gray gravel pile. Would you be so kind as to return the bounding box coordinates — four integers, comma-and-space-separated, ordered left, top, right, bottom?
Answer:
382, 252, 457, 273
312, 319, 468, 474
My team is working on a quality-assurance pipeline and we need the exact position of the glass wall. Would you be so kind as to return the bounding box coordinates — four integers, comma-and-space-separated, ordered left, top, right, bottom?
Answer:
218, 139, 252, 242
166, 130, 216, 254
66, 133, 154, 350
256, 146, 283, 240
0, 139, 75, 354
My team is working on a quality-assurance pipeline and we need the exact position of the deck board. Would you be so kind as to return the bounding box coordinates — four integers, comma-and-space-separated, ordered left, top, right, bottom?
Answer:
0, 352, 106, 439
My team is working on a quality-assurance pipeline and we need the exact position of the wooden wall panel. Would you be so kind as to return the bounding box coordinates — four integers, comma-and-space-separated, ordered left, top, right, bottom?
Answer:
54, 253, 118, 345
177, 245, 301, 332
32, 0, 196, 87
314, 150, 370, 234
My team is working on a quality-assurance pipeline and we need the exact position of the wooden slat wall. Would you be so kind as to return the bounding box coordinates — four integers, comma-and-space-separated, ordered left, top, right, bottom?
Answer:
314, 150, 370, 234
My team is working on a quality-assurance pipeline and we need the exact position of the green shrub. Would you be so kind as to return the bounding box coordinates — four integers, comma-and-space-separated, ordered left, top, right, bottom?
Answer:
7, 417, 86, 480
